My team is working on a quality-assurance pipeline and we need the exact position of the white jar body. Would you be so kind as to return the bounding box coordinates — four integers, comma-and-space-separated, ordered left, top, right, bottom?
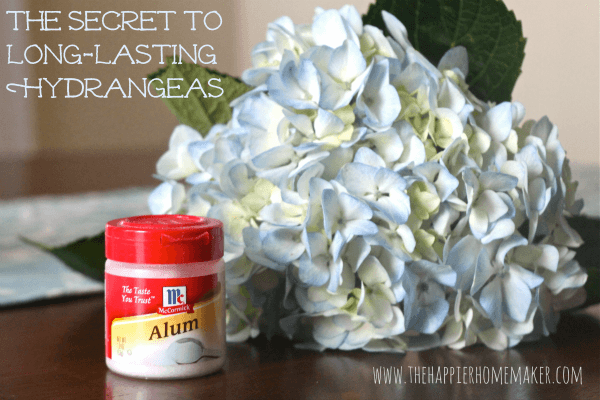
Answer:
105, 259, 225, 380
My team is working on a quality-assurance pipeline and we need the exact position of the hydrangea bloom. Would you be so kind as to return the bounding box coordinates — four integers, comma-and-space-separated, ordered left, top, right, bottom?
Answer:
149, 6, 586, 351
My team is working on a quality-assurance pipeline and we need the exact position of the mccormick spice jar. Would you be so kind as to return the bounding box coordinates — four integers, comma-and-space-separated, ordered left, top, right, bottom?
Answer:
104, 215, 225, 379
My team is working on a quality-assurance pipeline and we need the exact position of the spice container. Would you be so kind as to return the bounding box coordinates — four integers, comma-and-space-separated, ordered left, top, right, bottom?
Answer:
105, 215, 225, 380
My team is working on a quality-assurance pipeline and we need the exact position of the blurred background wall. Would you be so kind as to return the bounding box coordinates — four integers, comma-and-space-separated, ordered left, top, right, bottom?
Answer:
1, 0, 598, 198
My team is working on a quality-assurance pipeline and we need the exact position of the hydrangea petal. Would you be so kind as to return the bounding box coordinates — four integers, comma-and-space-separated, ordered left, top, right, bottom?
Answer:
437, 46, 468, 77
480, 102, 513, 142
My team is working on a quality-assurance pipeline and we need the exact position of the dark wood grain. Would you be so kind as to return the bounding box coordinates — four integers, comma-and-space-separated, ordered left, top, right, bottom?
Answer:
0, 295, 598, 400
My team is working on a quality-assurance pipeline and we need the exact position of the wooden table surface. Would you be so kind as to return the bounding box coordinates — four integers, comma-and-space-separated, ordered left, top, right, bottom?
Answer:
0, 295, 598, 400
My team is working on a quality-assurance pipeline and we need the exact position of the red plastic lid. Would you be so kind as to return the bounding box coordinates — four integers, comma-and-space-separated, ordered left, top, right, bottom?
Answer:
105, 215, 224, 264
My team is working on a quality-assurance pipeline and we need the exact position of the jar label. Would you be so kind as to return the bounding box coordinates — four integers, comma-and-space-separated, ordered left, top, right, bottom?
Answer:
105, 273, 224, 366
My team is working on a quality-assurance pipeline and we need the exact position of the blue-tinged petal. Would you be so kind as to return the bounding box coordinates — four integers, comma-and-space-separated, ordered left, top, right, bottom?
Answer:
312, 10, 349, 49
341, 219, 379, 239
364, 129, 404, 163
373, 196, 410, 225
339, 192, 373, 221
481, 219, 515, 244
255, 164, 296, 187
221, 161, 253, 198
483, 142, 508, 171
282, 109, 314, 135
432, 202, 460, 236
297, 58, 321, 103
214, 135, 243, 164
187, 189, 211, 217
501, 270, 532, 322
479, 171, 518, 192
391, 282, 406, 303
446, 235, 482, 292
434, 108, 463, 147
156, 146, 197, 180
322, 188, 341, 238
328, 39, 366, 83
312, 316, 349, 349
378, 248, 405, 282
298, 252, 330, 286
185, 172, 212, 185
531, 116, 554, 142
326, 257, 344, 293
360, 288, 395, 328
362, 25, 395, 57
356, 59, 401, 129
320, 147, 354, 180
330, 231, 346, 261
404, 280, 449, 334
252, 145, 295, 169
479, 277, 503, 327
342, 237, 371, 271
438, 79, 466, 113
495, 234, 528, 266
515, 144, 544, 177
406, 47, 442, 80
396, 224, 416, 253
471, 249, 495, 295
432, 265, 457, 288
435, 167, 459, 202
375, 167, 407, 192
496, 192, 516, 219
148, 181, 185, 214
469, 206, 488, 239
394, 62, 428, 93
296, 163, 325, 201
545, 260, 587, 294
340, 127, 368, 148
169, 124, 203, 148
354, 147, 386, 168
412, 163, 458, 201
462, 167, 480, 194
476, 190, 509, 223
289, 151, 329, 179
480, 102, 513, 142
319, 75, 350, 111
509, 264, 544, 289
437, 46, 468, 77
340, 324, 375, 350
259, 203, 305, 227
338, 162, 378, 196
358, 256, 390, 286
294, 142, 324, 154
511, 102, 526, 127
295, 288, 336, 314
395, 121, 426, 167
241, 227, 282, 270
309, 177, 333, 201
529, 177, 547, 212
242, 67, 276, 87
314, 108, 345, 139
339, 5, 363, 35
381, 11, 411, 50
188, 140, 215, 170
261, 228, 305, 264
535, 245, 559, 272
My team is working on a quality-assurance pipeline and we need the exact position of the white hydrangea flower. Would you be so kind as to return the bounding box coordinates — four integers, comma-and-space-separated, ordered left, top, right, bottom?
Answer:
149, 4, 586, 352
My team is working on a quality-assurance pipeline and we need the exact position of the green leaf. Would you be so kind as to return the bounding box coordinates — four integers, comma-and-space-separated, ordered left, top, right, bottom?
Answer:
148, 57, 252, 135
362, 0, 526, 103
21, 233, 106, 282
